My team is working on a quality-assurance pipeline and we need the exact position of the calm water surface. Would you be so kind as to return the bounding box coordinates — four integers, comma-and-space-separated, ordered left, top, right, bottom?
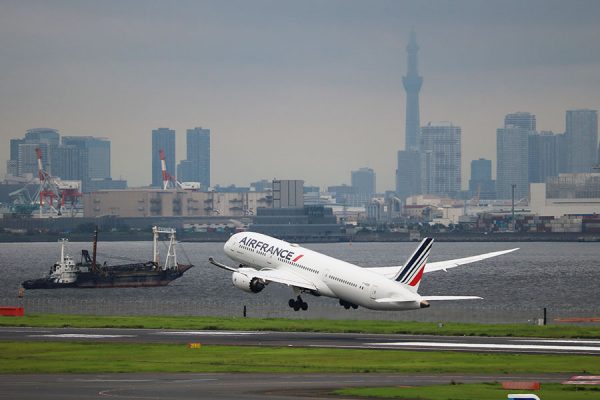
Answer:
0, 240, 598, 323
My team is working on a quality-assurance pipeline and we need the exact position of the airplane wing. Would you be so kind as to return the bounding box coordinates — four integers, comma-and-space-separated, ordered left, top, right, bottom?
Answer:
375, 298, 420, 304
421, 295, 483, 301
368, 248, 518, 278
424, 248, 518, 273
208, 257, 317, 291
376, 295, 482, 303
244, 268, 317, 291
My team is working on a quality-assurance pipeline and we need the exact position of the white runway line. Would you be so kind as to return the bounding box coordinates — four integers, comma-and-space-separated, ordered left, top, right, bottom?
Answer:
154, 331, 266, 336
72, 379, 154, 383
515, 339, 600, 344
365, 341, 600, 352
30, 334, 136, 339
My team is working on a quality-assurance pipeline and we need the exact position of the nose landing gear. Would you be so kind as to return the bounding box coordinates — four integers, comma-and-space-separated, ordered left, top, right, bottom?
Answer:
288, 296, 308, 311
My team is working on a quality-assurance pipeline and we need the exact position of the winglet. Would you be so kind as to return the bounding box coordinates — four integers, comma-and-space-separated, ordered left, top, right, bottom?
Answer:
208, 257, 238, 272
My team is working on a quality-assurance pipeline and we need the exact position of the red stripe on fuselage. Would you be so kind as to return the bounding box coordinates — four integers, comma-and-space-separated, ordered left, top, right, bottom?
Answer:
408, 264, 425, 286
292, 254, 304, 262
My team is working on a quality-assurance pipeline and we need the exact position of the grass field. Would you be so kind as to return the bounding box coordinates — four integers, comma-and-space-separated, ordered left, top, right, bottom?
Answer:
0, 341, 598, 374
1, 313, 599, 338
336, 383, 600, 400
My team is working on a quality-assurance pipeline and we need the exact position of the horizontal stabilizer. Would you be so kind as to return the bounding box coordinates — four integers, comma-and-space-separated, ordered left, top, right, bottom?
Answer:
421, 295, 483, 301
375, 298, 418, 304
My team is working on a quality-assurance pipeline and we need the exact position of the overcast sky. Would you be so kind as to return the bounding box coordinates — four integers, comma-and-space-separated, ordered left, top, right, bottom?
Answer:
1, 0, 599, 190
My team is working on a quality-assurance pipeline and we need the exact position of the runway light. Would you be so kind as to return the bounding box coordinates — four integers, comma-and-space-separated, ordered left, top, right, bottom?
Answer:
502, 382, 540, 390
188, 343, 202, 349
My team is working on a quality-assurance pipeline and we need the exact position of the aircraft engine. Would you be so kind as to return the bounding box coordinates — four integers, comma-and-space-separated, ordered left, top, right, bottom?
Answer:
232, 271, 265, 293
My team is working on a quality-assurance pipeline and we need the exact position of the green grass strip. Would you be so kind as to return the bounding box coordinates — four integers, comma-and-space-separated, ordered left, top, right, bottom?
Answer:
335, 383, 600, 400
1, 314, 599, 338
0, 341, 598, 374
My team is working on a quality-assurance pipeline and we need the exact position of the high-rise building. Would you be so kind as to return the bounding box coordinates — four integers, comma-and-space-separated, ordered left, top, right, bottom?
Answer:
61, 136, 110, 179
9, 139, 24, 164
556, 133, 569, 174
528, 131, 559, 183
396, 150, 421, 200
7, 128, 60, 177
61, 136, 111, 192
52, 144, 82, 182
5, 129, 114, 192
565, 109, 598, 173
151, 128, 176, 187
469, 158, 495, 199
176, 160, 194, 183
396, 31, 423, 200
420, 123, 462, 197
349, 167, 376, 206
497, 125, 529, 200
351, 167, 376, 197
504, 112, 536, 132
179, 127, 210, 188
17, 143, 42, 178
273, 179, 304, 208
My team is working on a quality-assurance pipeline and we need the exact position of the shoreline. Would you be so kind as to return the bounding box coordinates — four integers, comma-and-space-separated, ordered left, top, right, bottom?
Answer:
1, 231, 600, 243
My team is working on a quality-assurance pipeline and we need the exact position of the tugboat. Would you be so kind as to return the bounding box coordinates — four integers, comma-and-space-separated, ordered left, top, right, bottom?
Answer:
22, 227, 193, 289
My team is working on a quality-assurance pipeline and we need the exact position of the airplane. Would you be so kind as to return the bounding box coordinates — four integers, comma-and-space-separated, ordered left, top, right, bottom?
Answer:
209, 232, 518, 312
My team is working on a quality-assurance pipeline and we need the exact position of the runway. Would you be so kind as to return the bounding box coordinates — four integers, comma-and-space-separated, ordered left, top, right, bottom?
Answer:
1, 326, 600, 355
0, 372, 571, 400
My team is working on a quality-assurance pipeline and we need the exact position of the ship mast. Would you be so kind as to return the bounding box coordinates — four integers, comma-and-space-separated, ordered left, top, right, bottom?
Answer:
152, 226, 159, 265
152, 226, 177, 269
91, 226, 98, 273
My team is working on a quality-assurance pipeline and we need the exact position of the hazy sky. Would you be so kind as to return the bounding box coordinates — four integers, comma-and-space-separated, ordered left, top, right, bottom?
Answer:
1, 0, 599, 190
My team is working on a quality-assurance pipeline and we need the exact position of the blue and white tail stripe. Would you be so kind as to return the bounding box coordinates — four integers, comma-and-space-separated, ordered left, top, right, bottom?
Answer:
394, 237, 433, 288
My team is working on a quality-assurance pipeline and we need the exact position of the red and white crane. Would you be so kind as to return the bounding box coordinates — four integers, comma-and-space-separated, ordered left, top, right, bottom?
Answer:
159, 149, 176, 190
159, 149, 201, 191
33, 148, 82, 217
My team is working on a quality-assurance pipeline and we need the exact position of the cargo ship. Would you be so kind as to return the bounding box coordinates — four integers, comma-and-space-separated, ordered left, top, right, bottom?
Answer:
21, 227, 193, 289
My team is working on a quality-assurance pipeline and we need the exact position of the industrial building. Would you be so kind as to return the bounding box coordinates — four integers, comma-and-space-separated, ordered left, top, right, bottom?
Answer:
84, 189, 272, 218
530, 173, 600, 217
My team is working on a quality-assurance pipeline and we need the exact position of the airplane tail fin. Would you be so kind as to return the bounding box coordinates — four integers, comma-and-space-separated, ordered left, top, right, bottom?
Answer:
393, 237, 433, 292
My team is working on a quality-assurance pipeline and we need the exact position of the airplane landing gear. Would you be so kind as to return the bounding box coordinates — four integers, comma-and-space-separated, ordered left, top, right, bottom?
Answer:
339, 299, 358, 310
288, 296, 308, 311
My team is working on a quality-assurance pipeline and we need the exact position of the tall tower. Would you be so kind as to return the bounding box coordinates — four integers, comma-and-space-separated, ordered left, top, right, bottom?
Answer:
396, 31, 423, 200
402, 31, 423, 152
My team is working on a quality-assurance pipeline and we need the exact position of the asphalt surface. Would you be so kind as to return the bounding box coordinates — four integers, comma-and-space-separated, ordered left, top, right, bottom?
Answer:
1, 326, 600, 355
0, 372, 572, 400
1, 327, 595, 399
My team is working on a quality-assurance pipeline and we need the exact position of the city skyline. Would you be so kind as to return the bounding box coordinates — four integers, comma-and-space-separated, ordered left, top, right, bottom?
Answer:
1, 1, 599, 191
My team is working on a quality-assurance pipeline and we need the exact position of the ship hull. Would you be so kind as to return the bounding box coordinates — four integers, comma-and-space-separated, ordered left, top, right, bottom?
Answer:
22, 264, 193, 290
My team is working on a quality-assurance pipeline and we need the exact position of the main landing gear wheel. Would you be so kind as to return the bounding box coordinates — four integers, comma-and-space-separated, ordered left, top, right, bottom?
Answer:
339, 299, 358, 310
288, 296, 308, 311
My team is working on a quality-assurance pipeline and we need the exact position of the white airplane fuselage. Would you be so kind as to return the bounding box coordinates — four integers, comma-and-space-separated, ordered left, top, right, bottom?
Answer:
224, 232, 425, 310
